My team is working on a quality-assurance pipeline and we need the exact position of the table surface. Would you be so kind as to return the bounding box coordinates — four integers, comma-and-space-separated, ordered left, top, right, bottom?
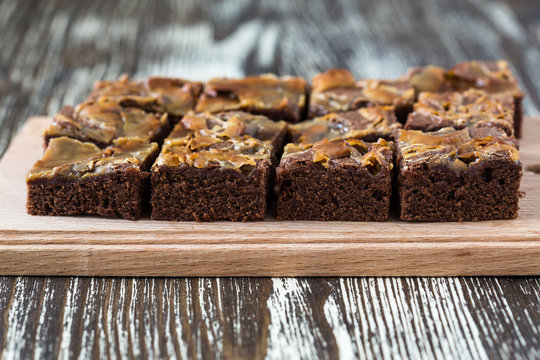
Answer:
1, 0, 539, 358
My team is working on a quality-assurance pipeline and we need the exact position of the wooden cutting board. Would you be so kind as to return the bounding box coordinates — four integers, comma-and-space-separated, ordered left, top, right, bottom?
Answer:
0, 117, 539, 276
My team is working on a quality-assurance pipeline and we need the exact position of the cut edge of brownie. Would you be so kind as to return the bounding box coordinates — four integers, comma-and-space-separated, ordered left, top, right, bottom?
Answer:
275, 139, 394, 221
27, 170, 151, 220
151, 161, 270, 222
276, 161, 392, 221
398, 159, 522, 222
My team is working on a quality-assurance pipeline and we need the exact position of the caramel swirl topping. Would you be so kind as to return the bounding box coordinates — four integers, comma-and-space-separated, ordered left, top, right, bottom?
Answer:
309, 69, 415, 117
45, 99, 167, 146
27, 137, 158, 181
291, 106, 400, 144
281, 138, 393, 174
398, 127, 519, 172
89, 74, 203, 116
406, 89, 515, 135
195, 75, 307, 114
155, 136, 272, 173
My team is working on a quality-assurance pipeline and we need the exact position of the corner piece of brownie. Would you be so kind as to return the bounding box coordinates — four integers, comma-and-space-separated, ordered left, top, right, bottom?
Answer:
44, 99, 169, 148
27, 136, 159, 219
195, 74, 307, 123
308, 68, 415, 123
276, 138, 394, 221
290, 106, 401, 144
405, 89, 515, 136
89, 75, 203, 121
151, 136, 274, 221
397, 127, 522, 222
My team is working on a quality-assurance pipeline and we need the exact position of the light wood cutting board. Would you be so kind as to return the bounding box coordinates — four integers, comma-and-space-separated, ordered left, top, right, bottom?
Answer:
0, 117, 539, 276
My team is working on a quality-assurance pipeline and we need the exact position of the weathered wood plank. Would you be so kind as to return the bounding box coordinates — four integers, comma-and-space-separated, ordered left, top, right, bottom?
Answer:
0, 277, 538, 359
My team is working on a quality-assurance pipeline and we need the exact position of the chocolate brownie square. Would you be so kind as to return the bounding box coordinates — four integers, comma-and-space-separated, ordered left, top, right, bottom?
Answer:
405, 65, 451, 94
195, 75, 307, 123
168, 111, 287, 155
405, 89, 515, 136
89, 75, 203, 122
308, 69, 415, 123
44, 99, 169, 148
290, 106, 401, 144
397, 127, 522, 221
151, 136, 273, 221
276, 138, 393, 221
447, 60, 524, 137
27, 137, 159, 220
406, 61, 524, 137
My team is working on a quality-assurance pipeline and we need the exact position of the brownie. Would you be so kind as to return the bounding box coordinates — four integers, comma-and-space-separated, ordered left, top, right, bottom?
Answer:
405, 89, 515, 136
276, 138, 394, 221
308, 69, 415, 123
27, 137, 159, 220
89, 75, 203, 122
151, 135, 273, 221
195, 75, 307, 123
405, 65, 451, 94
290, 106, 401, 144
406, 60, 524, 137
448, 60, 524, 137
396, 127, 522, 222
168, 111, 288, 155
44, 99, 169, 147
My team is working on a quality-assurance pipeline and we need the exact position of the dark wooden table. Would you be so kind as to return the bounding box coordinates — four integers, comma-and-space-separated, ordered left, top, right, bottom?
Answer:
1, 0, 539, 358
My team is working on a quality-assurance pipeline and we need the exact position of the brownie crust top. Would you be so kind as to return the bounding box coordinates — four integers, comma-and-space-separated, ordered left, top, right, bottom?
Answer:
280, 138, 393, 174
407, 60, 523, 98
195, 74, 307, 115
45, 100, 168, 146
154, 136, 272, 173
406, 89, 515, 135
89, 75, 203, 116
27, 137, 158, 181
397, 127, 519, 172
167, 111, 287, 144
291, 106, 400, 144
447, 60, 523, 97
308, 69, 415, 117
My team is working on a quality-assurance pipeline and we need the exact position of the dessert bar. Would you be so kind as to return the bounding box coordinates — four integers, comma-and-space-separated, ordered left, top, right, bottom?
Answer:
290, 106, 401, 144
151, 136, 273, 221
168, 111, 287, 154
89, 75, 203, 122
195, 75, 307, 123
276, 138, 393, 221
44, 99, 169, 147
308, 68, 415, 123
407, 60, 524, 137
26, 137, 159, 220
396, 127, 522, 221
405, 89, 514, 136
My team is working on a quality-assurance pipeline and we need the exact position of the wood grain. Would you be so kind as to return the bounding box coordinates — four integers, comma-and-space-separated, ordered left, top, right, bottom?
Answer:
0, 117, 539, 276
1, 0, 540, 358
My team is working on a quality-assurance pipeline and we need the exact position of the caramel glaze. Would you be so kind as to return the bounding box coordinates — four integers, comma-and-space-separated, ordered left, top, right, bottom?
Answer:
405, 89, 515, 135
397, 127, 520, 173
89, 75, 203, 116
45, 99, 168, 147
308, 69, 415, 118
290, 106, 401, 144
167, 111, 287, 145
406, 60, 524, 99
27, 136, 159, 181
195, 75, 307, 121
154, 136, 272, 174
280, 138, 393, 175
